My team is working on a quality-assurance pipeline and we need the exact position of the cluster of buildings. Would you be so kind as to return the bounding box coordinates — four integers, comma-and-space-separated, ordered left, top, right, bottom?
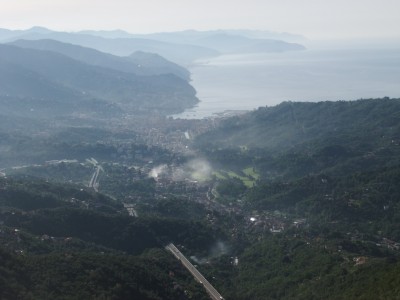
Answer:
117, 115, 218, 153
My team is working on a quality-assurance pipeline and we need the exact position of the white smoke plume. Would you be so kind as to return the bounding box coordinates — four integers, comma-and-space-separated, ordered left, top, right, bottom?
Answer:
210, 241, 231, 258
169, 158, 213, 181
190, 256, 208, 265
150, 158, 213, 182
189, 241, 231, 265
149, 164, 167, 179
186, 158, 213, 181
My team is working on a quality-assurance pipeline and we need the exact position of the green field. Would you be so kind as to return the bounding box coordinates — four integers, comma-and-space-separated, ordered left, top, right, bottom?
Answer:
213, 167, 260, 188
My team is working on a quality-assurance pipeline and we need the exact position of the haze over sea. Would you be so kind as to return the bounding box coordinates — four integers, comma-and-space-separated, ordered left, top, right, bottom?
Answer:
174, 47, 400, 119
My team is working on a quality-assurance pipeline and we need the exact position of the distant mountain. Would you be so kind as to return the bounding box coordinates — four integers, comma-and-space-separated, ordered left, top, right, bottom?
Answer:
0, 27, 53, 41
1, 28, 219, 65
189, 33, 305, 53
82, 29, 306, 44
1, 27, 306, 65
0, 58, 118, 119
0, 44, 198, 116
79, 29, 138, 39
127, 51, 190, 80
81, 29, 306, 54
24, 26, 53, 34
222, 29, 306, 42
96, 29, 307, 54
9, 39, 190, 81
0, 28, 19, 40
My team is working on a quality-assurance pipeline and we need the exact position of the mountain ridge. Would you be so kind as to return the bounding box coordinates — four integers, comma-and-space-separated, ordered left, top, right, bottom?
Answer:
9, 39, 191, 81
0, 44, 198, 116
0, 27, 306, 65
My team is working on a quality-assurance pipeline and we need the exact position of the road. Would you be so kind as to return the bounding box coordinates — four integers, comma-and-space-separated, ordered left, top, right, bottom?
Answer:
165, 243, 224, 300
88, 165, 101, 192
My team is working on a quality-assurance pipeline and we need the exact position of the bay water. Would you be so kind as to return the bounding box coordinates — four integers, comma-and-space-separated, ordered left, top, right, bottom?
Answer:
173, 48, 400, 119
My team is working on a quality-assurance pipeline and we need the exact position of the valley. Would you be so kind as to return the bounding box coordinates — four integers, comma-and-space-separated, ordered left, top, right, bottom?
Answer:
1, 95, 400, 299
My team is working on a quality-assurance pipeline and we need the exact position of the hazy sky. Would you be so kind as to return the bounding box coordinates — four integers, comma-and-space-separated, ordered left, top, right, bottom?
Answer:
1, 0, 399, 39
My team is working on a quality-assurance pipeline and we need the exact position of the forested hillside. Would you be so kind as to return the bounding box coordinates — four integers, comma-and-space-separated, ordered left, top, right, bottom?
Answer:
0, 177, 217, 299
198, 99, 400, 177
191, 99, 400, 299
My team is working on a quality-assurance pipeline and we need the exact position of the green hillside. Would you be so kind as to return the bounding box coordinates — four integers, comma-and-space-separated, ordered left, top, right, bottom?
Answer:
0, 177, 218, 299
198, 98, 400, 178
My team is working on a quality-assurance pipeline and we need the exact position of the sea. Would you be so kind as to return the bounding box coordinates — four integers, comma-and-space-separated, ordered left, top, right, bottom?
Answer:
173, 47, 400, 119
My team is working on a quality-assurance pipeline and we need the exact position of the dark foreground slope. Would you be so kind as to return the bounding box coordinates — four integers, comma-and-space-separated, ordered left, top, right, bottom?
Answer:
0, 177, 215, 300
0, 248, 206, 300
